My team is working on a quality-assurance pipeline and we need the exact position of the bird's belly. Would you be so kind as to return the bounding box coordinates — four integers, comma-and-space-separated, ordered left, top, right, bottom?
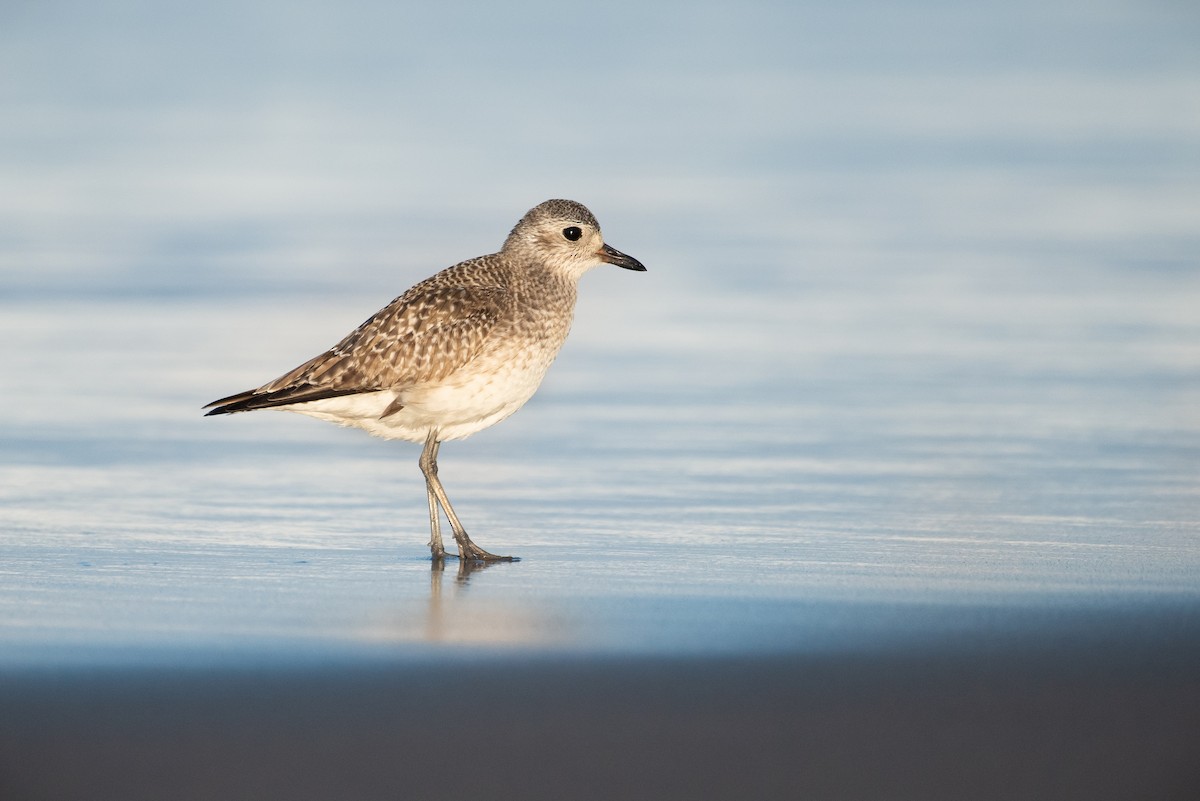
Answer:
285, 356, 553, 443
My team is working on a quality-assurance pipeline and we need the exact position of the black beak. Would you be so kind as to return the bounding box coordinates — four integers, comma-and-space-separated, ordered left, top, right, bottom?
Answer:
600, 243, 647, 272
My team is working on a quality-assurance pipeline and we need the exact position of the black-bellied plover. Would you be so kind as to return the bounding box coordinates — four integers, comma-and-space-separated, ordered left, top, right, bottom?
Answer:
204, 199, 645, 562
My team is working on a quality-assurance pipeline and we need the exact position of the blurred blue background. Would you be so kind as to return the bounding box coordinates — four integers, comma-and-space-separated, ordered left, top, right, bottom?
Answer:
6, 0, 1197, 297
1, 0, 1198, 660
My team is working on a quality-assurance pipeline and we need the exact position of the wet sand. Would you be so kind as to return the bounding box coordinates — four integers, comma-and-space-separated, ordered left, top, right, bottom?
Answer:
3, 610, 1198, 801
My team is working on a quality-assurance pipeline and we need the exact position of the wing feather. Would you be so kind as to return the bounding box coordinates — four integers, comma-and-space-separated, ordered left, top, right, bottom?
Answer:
204, 259, 511, 416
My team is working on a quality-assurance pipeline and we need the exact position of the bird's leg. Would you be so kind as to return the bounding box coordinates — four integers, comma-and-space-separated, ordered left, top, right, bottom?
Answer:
426, 484, 446, 560
418, 431, 515, 563
420, 432, 447, 560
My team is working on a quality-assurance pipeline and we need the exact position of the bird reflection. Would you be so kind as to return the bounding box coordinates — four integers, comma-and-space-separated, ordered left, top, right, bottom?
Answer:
430, 554, 498, 590
425, 557, 490, 642
353, 555, 564, 646
407, 556, 559, 646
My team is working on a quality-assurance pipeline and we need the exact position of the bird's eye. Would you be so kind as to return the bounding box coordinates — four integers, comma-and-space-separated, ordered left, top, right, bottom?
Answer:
562, 226, 582, 241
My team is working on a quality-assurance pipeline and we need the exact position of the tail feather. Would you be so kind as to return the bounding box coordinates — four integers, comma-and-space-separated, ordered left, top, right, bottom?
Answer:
203, 385, 370, 416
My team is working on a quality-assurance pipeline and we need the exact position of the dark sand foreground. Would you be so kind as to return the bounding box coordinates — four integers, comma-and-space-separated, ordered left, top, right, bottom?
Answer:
3, 617, 1198, 801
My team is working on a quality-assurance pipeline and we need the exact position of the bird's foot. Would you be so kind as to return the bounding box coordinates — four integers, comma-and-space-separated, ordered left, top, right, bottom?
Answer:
453, 534, 518, 563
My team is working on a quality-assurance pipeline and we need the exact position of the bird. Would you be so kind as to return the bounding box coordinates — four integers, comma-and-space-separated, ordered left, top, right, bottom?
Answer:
204, 199, 646, 562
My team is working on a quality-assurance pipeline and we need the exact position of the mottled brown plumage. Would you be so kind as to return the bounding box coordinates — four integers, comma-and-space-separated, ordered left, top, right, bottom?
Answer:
205, 199, 645, 562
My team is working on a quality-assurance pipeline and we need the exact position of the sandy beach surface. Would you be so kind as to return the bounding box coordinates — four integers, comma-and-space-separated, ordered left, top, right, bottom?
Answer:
4, 600, 1199, 801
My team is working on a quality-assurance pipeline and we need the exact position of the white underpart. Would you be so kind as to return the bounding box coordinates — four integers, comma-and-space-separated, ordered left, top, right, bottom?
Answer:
281, 349, 555, 443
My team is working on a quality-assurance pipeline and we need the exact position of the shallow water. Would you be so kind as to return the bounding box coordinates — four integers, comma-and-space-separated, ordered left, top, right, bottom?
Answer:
3, 266, 1197, 669
1, 0, 1198, 669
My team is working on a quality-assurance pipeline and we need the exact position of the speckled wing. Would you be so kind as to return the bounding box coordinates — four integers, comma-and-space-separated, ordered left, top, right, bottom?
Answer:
204, 263, 511, 415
